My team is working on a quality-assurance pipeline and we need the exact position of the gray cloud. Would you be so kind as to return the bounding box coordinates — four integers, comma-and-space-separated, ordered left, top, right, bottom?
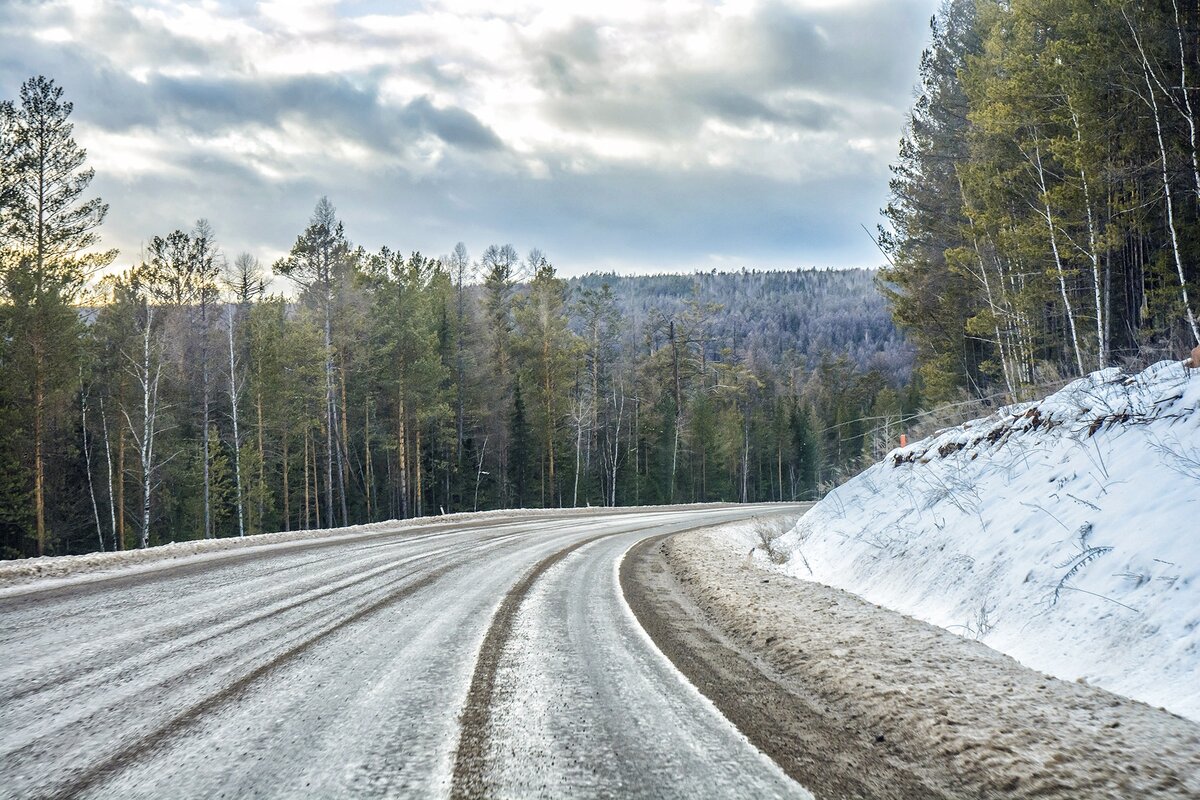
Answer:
399, 96, 504, 152
0, 0, 939, 274
750, 1, 937, 101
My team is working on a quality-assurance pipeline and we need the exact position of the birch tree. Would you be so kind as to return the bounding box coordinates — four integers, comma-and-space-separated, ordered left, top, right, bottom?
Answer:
1125, 7, 1200, 345
120, 269, 167, 549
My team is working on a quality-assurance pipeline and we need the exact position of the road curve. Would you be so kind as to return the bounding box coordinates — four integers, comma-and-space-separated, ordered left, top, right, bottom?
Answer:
0, 505, 810, 799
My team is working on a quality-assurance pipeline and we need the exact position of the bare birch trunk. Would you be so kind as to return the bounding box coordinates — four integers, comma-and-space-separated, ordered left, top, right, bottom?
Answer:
610, 383, 623, 508
1063, 101, 1108, 368
100, 397, 117, 551
364, 397, 372, 522
81, 381, 104, 551
1172, 0, 1200, 201
323, 284, 336, 527
741, 403, 750, 503
1129, 11, 1200, 344
338, 361, 350, 526
127, 305, 161, 550
572, 393, 585, 507
474, 435, 488, 512
227, 306, 245, 538
201, 301, 211, 540
543, 338, 554, 507
117, 414, 125, 550
1032, 141, 1085, 376
963, 208, 1016, 396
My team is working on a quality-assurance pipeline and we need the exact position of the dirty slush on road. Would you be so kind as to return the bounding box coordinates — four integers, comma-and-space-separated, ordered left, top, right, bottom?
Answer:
622, 525, 1200, 800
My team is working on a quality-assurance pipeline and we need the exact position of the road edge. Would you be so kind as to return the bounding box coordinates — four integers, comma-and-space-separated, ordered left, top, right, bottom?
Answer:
619, 531, 943, 799
621, 526, 1200, 800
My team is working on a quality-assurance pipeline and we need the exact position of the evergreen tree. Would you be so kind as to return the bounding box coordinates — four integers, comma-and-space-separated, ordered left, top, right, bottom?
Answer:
880, 0, 984, 401
0, 76, 114, 554
274, 198, 351, 528
508, 382, 533, 508
515, 257, 577, 506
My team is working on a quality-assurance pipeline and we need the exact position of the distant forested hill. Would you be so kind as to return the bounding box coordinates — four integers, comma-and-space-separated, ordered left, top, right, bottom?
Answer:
569, 268, 913, 385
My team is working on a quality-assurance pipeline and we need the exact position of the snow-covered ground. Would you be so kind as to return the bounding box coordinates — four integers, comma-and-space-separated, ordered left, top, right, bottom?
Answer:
0, 503, 739, 597
0, 509, 529, 596
0, 505, 721, 596
748, 359, 1200, 721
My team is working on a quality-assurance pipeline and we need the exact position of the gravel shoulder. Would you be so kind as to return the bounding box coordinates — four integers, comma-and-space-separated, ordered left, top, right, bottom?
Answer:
621, 523, 1200, 800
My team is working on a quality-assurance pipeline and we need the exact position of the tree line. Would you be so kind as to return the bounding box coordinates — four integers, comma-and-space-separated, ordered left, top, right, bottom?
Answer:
0, 76, 913, 558
883, 0, 1200, 401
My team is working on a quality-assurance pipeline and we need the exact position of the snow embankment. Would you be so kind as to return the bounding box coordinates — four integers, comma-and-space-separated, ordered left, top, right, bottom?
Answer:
759, 359, 1200, 721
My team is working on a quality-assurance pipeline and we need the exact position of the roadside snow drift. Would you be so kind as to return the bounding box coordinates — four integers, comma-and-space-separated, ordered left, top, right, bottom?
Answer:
766, 359, 1200, 721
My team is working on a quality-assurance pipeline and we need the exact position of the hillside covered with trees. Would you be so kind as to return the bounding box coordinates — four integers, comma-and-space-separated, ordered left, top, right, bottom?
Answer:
883, 0, 1200, 401
0, 77, 913, 558
571, 269, 912, 385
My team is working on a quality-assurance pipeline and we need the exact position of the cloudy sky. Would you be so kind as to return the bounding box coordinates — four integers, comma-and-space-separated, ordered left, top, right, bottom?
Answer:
1, 0, 938, 275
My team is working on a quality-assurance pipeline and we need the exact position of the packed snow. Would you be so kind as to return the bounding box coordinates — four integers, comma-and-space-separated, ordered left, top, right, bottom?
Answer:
0, 508, 607, 597
0, 503, 737, 597
750, 359, 1200, 721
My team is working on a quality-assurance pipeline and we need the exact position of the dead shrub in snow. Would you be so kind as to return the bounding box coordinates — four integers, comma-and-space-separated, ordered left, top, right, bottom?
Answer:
949, 601, 996, 641
917, 469, 981, 515
753, 517, 792, 565
1049, 522, 1122, 610
1150, 434, 1200, 482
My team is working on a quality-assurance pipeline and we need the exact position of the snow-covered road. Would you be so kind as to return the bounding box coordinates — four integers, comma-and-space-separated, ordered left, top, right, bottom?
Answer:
0, 505, 809, 799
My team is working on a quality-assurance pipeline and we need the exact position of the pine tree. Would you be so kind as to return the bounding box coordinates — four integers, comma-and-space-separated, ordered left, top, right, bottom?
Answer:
515, 256, 577, 506
508, 382, 532, 508
275, 198, 350, 528
0, 76, 114, 554
881, 1, 984, 401
481, 243, 518, 503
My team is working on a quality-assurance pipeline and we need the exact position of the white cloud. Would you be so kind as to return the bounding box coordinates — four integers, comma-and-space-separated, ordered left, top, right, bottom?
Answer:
0, 0, 939, 273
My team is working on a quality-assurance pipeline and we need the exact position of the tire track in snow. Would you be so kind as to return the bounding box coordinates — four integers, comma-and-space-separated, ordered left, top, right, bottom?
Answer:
449, 517, 757, 799
3, 526, 560, 797
0, 520, 588, 706
1, 528, 529, 707
40, 561, 458, 799
449, 529, 623, 799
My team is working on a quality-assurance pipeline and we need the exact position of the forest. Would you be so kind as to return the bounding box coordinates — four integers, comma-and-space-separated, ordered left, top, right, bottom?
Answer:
0, 77, 914, 559
883, 0, 1200, 401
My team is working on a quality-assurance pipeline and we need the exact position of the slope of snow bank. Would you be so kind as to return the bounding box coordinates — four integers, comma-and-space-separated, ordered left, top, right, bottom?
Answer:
762, 359, 1200, 721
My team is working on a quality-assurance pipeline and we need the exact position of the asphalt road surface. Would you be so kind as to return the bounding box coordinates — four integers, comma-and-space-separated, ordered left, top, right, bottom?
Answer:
0, 505, 811, 799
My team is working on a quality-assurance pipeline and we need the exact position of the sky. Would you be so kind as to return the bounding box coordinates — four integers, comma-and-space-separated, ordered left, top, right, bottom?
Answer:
0, 0, 939, 276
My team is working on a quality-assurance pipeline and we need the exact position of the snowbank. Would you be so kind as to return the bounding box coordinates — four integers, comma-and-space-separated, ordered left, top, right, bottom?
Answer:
0, 508, 598, 595
758, 359, 1200, 721
0, 503, 734, 596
